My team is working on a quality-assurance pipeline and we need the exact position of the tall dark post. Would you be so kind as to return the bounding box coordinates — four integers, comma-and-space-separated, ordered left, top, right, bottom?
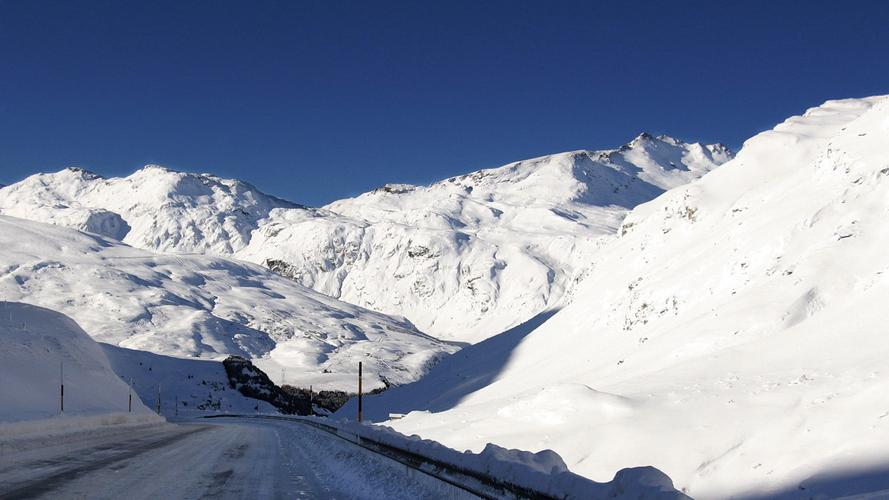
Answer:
60, 361, 64, 414
175, 395, 179, 416
358, 362, 363, 422
156, 384, 161, 415
128, 378, 133, 413
309, 385, 313, 414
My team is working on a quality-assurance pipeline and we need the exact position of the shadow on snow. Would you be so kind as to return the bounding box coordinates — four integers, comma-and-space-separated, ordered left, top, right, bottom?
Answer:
737, 462, 889, 499
336, 308, 561, 422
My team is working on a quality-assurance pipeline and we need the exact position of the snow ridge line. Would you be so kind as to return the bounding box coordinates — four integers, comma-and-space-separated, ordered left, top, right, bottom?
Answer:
203, 415, 545, 499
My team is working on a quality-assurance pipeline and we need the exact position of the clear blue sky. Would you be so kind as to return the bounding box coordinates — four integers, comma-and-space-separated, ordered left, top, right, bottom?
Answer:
1, 1, 887, 205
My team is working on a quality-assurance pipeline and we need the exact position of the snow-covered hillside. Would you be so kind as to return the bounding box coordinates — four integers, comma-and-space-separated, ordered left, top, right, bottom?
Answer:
0, 165, 301, 253
102, 344, 278, 416
0, 301, 154, 422
338, 96, 889, 498
0, 135, 730, 343
245, 135, 731, 342
0, 216, 454, 391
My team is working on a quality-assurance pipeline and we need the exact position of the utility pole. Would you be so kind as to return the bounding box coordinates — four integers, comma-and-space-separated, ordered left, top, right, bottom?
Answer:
357, 361, 363, 423
309, 385, 313, 414
60, 361, 64, 414
128, 378, 133, 413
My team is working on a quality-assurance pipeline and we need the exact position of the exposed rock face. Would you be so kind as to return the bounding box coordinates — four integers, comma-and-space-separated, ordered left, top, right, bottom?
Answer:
222, 355, 311, 415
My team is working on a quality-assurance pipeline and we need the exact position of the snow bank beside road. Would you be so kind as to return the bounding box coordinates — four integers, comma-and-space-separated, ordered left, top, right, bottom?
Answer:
0, 412, 162, 445
0, 302, 163, 444
0, 302, 156, 422
316, 418, 687, 499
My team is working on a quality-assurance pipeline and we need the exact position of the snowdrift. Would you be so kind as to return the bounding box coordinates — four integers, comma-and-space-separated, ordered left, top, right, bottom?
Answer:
0, 301, 159, 434
341, 95, 889, 498
322, 418, 688, 499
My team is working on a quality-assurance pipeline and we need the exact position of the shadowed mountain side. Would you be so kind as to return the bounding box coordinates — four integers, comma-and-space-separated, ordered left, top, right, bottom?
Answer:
334, 309, 560, 422
737, 461, 889, 499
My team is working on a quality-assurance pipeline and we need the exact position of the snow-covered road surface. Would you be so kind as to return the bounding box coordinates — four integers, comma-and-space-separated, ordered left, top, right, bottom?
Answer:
0, 418, 468, 499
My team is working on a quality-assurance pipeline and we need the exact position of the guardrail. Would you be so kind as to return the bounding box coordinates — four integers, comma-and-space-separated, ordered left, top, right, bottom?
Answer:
203, 414, 556, 500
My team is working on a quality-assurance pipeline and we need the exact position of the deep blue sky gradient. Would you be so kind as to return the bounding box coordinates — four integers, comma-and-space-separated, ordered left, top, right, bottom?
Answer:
1, 0, 887, 205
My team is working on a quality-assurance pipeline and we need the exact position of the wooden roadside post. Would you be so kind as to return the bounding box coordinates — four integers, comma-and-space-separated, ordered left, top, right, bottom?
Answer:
60, 361, 64, 414
128, 378, 133, 412
358, 361, 363, 423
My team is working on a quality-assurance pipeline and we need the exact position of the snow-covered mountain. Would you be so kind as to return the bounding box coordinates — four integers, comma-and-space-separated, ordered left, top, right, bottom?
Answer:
0, 165, 301, 253
338, 96, 889, 498
0, 216, 454, 391
0, 135, 731, 343
244, 135, 731, 342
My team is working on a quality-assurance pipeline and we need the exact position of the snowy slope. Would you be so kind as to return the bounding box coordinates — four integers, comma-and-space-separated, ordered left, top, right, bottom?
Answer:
0, 165, 301, 253
0, 136, 730, 343
0, 301, 154, 422
0, 216, 454, 391
102, 344, 279, 417
240, 135, 731, 342
339, 96, 889, 498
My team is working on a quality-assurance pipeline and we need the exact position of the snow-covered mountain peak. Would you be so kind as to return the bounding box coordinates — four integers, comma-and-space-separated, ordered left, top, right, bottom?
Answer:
329, 134, 731, 219
126, 164, 297, 205
62, 166, 104, 180
137, 163, 173, 173
620, 132, 732, 165
625, 131, 657, 147
0, 165, 304, 254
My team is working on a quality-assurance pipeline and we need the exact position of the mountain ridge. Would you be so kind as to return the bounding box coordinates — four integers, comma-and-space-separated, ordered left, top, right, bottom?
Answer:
0, 134, 732, 343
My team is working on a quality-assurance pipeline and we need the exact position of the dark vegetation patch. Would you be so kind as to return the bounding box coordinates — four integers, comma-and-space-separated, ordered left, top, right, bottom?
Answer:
223, 356, 391, 416
222, 356, 311, 415
281, 386, 349, 414
283, 380, 390, 414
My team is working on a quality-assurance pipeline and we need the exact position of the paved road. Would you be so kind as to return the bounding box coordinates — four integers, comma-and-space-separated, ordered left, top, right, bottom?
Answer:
0, 418, 454, 499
